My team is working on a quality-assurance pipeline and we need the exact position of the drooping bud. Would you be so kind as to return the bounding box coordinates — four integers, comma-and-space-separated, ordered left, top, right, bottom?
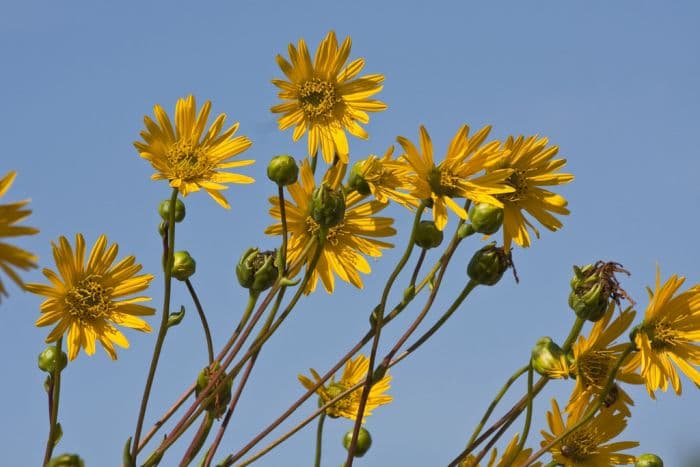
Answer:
347, 160, 371, 195
195, 363, 233, 419
468, 203, 504, 235
236, 248, 278, 293
531, 337, 567, 377
38, 346, 68, 373
310, 184, 346, 228
343, 427, 373, 457
158, 198, 186, 223
171, 251, 196, 281
568, 262, 631, 322
414, 220, 443, 249
635, 453, 664, 467
467, 243, 511, 286
267, 155, 299, 186
47, 454, 85, 467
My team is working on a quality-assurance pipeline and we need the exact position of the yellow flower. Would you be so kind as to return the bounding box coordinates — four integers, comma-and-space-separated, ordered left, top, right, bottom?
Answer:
458, 434, 540, 467
134, 95, 254, 208
625, 268, 700, 398
271, 31, 386, 165
350, 146, 418, 210
565, 305, 641, 413
298, 354, 391, 422
0, 171, 38, 301
540, 398, 638, 466
265, 159, 395, 294
26, 234, 155, 360
396, 125, 514, 231
487, 135, 573, 251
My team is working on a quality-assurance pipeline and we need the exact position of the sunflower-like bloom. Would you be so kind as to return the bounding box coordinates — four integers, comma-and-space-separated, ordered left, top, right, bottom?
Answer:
349, 146, 418, 210
540, 399, 638, 466
0, 171, 38, 301
265, 160, 395, 294
624, 268, 700, 398
298, 354, 391, 422
396, 125, 514, 231
26, 234, 155, 360
271, 31, 386, 165
564, 305, 641, 415
458, 434, 540, 467
134, 95, 254, 208
486, 135, 573, 251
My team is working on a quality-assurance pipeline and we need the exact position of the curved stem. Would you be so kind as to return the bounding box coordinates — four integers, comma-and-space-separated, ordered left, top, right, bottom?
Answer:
186, 278, 214, 364
313, 413, 326, 467
409, 248, 426, 288
278, 184, 289, 276
131, 187, 179, 462
42, 337, 63, 466
503, 363, 534, 465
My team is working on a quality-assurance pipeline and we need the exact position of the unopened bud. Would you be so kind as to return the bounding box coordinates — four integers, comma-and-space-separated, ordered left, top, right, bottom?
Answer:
635, 453, 664, 467
343, 427, 372, 457
531, 337, 566, 377
47, 454, 85, 467
158, 198, 186, 223
310, 184, 346, 228
267, 155, 299, 186
195, 364, 233, 419
468, 203, 504, 235
348, 161, 371, 195
38, 346, 68, 373
171, 251, 196, 281
467, 243, 510, 286
236, 248, 278, 293
414, 220, 443, 249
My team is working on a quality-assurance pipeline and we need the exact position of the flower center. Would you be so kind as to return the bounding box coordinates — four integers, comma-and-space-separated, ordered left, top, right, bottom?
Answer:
577, 350, 615, 390
560, 426, 598, 461
646, 321, 682, 351
305, 216, 345, 246
501, 169, 529, 203
298, 78, 340, 122
64, 275, 113, 322
323, 382, 359, 417
166, 139, 214, 181
428, 166, 460, 197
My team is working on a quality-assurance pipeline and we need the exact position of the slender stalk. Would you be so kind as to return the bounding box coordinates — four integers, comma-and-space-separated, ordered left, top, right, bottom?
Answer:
409, 248, 426, 288
278, 184, 289, 276
503, 363, 534, 465
186, 278, 214, 364
344, 203, 426, 464
131, 187, 179, 462
137, 384, 195, 452
179, 413, 214, 466
42, 337, 63, 466
313, 413, 326, 467
523, 344, 636, 465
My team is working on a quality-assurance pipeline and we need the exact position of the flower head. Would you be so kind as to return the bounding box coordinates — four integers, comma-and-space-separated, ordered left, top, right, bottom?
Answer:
486, 135, 573, 251
0, 171, 39, 301
625, 268, 700, 398
348, 146, 418, 210
271, 31, 386, 165
134, 95, 254, 208
397, 125, 513, 230
298, 354, 392, 422
26, 234, 155, 360
265, 159, 395, 294
540, 398, 638, 466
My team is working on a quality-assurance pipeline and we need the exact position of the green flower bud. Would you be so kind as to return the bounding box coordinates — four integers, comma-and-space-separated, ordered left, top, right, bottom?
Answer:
158, 198, 186, 223
47, 454, 85, 467
343, 427, 372, 457
195, 364, 233, 419
568, 262, 631, 322
531, 337, 565, 377
158, 221, 167, 237
171, 251, 196, 281
468, 203, 504, 235
414, 220, 443, 249
635, 453, 664, 467
348, 161, 371, 195
310, 184, 346, 228
267, 154, 299, 186
467, 243, 510, 286
458, 223, 475, 239
236, 248, 278, 293
38, 346, 68, 373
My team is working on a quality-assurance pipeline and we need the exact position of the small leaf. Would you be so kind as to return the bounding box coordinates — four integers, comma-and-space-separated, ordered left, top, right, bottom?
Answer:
123, 436, 135, 467
52, 423, 63, 447
167, 306, 186, 328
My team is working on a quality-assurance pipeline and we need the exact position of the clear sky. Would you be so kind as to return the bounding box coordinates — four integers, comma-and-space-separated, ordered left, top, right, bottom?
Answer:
2, 1, 700, 465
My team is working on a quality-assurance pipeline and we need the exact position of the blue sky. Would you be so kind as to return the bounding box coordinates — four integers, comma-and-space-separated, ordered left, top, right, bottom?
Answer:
2, 0, 700, 465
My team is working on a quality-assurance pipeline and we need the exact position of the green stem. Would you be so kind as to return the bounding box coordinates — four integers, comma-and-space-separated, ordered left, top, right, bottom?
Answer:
278, 184, 289, 276
186, 279, 214, 364
42, 337, 63, 467
313, 413, 326, 467
504, 363, 534, 465
179, 413, 214, 466
523, 344, 636, 465
131, 187, 179, 462
344, 202, 426, 464
409, 248, 426, 288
